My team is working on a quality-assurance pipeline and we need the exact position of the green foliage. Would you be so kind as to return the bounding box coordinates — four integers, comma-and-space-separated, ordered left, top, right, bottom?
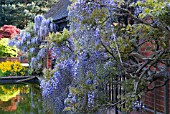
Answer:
66, 0, 170, 113
19, 0, 169, 113
82, 8, 108, 27
48, 28, 70, 45
137, 0, 169, 19
0, 70, 4, 77
112, 1, 169, 112
0, 0, 58, 28
0, 38, 18, 57
42, 68, 55, 80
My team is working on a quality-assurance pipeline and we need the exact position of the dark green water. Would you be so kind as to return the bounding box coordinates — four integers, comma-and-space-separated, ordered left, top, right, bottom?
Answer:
0, 83, 50, 114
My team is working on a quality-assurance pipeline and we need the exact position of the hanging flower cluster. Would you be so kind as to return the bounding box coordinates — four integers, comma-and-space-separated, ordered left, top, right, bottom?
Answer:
28, 0, 170, 113
9, 15, 57, 74
34, 15, 57, 40
40, 58, 76, 113
40, 0, 119, 113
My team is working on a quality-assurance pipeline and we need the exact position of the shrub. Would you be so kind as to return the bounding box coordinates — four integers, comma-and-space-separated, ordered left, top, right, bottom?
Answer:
0, 61, 26, 76
0, 25, 20, 39
0, 38, 18, 57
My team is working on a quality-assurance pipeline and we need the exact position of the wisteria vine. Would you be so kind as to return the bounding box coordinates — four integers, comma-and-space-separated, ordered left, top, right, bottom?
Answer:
9, 0, 170, 113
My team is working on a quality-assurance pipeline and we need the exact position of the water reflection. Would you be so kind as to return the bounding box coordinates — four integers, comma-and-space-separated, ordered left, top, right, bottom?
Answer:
0, 95, 20, 112
0, 84, 48, 114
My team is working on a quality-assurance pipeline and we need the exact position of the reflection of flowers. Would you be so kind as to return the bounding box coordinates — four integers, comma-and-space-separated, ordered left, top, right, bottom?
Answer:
0, 85, 29, 101
0, 85, 21, 112
0, 61, 25, 76
0, 89, 20, 102
0, 85, 30, 112
0, 95, 21, 112
0, 85, 21, 101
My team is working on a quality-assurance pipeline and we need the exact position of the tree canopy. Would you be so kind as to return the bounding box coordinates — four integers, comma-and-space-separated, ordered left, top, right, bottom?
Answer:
0, 0, 58, 29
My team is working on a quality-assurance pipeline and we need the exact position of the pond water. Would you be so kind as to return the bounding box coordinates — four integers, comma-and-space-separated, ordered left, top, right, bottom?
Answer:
0, 83, 51, 114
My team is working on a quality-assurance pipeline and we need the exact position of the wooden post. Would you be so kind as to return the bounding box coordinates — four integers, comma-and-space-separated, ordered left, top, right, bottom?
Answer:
164, 67, 169, 114
154, 81, 156, 114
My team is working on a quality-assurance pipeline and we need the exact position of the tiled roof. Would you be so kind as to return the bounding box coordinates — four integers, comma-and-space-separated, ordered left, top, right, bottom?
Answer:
44, 0, 71, 21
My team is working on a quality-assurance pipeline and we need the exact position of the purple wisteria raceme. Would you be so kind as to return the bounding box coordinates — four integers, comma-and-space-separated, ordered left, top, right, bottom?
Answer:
29, 48, 35, 54
8, 40, 15, 46
16, 41, 22, 48
49, 22, 58, 32
42, 19, 50, 27
33, 15, 57, 39
25, 32, 31, 40
30, 57, 37, 69
86, 79, 93, 85
21, 36, 26, 43
94, 27, 101, 46
27, 41, 30, 46
34, 15, 44, 33
102, 0, 115, 6
134, 6, 144, 16
53, 23, 58, 32
37, 48, 47, 60
20, 30, 25, 38
68, 0, 115, 52
50, 23, 54, 32
34, 15, 43, 25
31, 38, 36, 44
39, 27, 45, 38
38, 63, 42, 69
40, 56, 76, 112
22, 46, 27, 53
35, 37, 41, 44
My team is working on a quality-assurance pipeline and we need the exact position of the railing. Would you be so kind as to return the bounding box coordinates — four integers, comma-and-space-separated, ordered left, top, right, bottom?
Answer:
105, 76, 170, 114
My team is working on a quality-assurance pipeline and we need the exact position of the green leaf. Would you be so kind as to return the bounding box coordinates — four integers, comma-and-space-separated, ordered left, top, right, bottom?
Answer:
63, 107, 72, 111
62, 28, 70, 40
69, 87, 79, 94
144, 8, 150, 14
136, 1, 142, 6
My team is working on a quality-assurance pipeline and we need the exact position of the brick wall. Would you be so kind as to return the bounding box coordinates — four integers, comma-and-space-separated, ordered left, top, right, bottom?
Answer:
143, 79, 170, 113
0, 57, 28, 63
140, 39, 170, 113
0, 57, 19, 62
